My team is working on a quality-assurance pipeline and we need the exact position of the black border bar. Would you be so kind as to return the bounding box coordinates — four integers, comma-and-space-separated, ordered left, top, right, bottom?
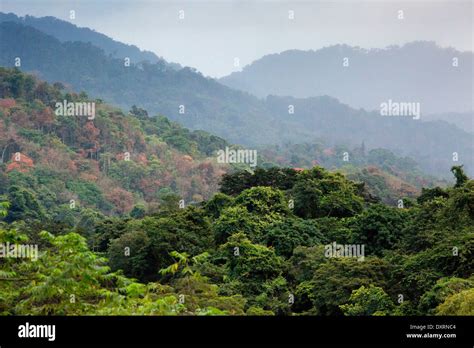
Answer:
0, 316, 472, 346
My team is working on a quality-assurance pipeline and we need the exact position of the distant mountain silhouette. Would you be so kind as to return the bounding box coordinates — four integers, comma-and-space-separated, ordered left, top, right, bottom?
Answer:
220, 43, 473, 118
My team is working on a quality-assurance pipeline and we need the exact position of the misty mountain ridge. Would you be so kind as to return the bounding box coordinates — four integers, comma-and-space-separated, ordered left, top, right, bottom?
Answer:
0, 12, 182, 70
220, 42, 473, 123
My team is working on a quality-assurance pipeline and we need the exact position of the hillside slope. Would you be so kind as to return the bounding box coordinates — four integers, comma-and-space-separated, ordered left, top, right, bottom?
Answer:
0, 67, 230, 225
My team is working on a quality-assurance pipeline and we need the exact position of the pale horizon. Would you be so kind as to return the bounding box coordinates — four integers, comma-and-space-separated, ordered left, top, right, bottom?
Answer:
2, 0, 473, 78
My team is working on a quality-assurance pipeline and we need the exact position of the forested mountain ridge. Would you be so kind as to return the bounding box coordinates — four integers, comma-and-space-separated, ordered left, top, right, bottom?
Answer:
0, 20, 472, 178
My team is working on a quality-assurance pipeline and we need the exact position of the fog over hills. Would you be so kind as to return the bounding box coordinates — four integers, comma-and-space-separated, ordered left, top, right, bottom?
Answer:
220, 43, 473, 128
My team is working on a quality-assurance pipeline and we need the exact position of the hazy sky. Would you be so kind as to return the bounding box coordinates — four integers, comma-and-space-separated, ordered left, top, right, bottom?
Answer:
2, 0, 473, 77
